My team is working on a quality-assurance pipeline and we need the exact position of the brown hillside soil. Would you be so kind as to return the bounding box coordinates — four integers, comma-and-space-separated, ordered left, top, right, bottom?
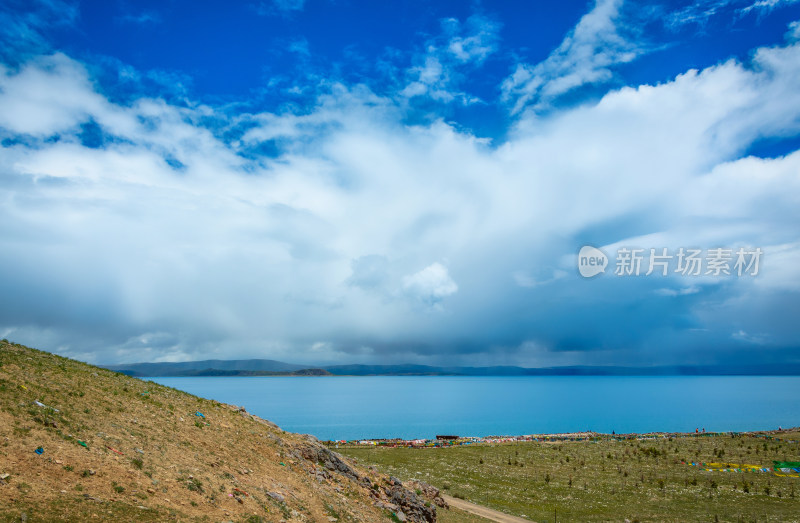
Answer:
0, 341, 437, 522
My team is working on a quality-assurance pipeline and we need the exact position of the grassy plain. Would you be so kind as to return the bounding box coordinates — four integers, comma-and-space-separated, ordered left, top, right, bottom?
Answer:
340, 431, 800, 522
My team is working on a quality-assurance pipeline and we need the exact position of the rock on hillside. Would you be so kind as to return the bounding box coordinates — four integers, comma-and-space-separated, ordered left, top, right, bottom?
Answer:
0, 341, 438, 522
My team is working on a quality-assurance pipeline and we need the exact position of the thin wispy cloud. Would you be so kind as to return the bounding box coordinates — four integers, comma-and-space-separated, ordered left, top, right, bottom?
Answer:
741, 0, 800, 15
502, 0, 644, 114
0, 0, 78, 60
256, 0, 307, 16
401, 14, 500, 105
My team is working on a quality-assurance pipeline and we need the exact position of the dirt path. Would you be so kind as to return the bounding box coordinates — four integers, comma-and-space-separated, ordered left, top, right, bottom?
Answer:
441, 495, 533, 523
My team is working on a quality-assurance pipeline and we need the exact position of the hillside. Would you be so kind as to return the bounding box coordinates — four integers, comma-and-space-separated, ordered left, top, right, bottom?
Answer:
0, 341, 440, 522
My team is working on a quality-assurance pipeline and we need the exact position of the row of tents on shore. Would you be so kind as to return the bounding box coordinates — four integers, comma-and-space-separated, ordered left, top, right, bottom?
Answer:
326, 430, 799, 448
684, 460, 800, 477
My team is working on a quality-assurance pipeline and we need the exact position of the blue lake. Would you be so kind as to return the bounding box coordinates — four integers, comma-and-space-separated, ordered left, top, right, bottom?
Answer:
150, 376, 800, 441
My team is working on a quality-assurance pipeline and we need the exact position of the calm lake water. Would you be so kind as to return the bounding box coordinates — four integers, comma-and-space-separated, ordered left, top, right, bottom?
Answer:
150, 376, 800, 441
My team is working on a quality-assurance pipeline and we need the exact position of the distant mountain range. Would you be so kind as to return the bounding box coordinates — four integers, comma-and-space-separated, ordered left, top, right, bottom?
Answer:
102, 359, 800, 377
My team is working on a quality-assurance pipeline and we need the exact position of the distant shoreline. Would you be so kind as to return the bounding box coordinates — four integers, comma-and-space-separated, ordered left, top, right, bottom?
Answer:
325, 427, 800, 447
107, 362, 800, 378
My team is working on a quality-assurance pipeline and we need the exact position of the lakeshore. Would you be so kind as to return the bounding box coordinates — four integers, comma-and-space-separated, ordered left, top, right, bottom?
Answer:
327, 428, 800, 448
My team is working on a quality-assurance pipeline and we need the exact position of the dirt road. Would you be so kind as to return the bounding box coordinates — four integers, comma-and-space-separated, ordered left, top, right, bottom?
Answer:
441, 495, 533, 523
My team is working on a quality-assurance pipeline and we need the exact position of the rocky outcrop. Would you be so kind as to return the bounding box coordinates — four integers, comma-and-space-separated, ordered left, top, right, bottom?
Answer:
292, 439, 437, 522
382, 477, 437, 523
406, 479, 448, 508
295, 441, 361, 481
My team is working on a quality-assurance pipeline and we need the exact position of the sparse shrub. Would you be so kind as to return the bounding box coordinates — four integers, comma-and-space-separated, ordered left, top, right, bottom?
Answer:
641, 446, 662, 458
131, 458, 143, 469
185, 477, 203, 492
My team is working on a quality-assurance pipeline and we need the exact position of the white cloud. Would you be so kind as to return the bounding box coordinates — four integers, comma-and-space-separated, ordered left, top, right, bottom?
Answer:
741, 0, 800, 15
0, 54, 102, 135
402, 263, 459, 306
400, 14, 499, 105
444, 15, 500, 64
655, 286, 701, 297
788, 20, 800, 40
732, 329, 768, 344
0, 0, 78, 57
666, 0, 732, 28
1, 30, 800, 363
401, 55, 453, 101
502, 0, 644, 114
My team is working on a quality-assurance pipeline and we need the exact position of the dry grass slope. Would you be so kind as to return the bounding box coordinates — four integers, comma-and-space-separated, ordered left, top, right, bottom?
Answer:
0, 341, 438, 523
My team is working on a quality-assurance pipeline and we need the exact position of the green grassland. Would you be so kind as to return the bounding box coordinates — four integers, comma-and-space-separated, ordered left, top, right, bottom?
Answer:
339, 432, 800, 522
437, 506, 492, 523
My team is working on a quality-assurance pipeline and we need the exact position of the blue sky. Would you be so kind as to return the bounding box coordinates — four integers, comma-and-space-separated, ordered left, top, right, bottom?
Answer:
0, 0, 799, 367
